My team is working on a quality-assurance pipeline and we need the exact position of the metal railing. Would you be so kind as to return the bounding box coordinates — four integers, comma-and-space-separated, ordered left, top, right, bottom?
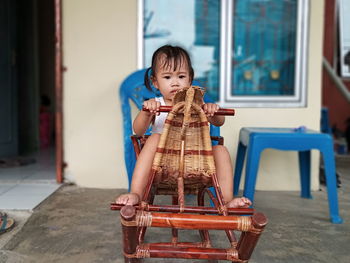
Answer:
322, 57, 350, 103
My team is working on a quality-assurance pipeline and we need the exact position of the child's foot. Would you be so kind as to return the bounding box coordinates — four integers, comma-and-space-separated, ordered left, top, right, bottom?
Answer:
226, 197, 252, 208
115, 193, 140, 205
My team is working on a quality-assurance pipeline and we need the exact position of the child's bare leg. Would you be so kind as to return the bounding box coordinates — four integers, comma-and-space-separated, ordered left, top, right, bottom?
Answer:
116, 134, 160, 205
213, 145, 233, 202
213, 145, 251, 208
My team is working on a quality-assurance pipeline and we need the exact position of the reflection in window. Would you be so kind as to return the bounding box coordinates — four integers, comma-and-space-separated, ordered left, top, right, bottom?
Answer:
232, 0, 297, 96
143, 0, 220, 101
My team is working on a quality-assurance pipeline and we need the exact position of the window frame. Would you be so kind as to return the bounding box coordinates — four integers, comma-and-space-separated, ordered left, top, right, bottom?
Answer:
339, 0, 350, 78
137, 0, 310, 108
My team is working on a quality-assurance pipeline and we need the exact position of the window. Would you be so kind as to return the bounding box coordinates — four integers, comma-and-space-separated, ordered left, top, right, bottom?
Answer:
138, 0, 309, 107
339, 0, 350, 78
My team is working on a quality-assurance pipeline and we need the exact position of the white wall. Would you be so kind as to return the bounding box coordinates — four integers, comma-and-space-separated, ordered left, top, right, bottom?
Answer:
63, 0, 136, 188
63, 0, 324, 190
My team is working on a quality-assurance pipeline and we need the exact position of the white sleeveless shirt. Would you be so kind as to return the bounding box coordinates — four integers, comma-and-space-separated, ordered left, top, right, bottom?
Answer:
151, 97, 167, 134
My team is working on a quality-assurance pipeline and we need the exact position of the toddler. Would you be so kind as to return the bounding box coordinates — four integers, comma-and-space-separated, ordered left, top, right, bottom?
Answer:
116, 45, 251, 209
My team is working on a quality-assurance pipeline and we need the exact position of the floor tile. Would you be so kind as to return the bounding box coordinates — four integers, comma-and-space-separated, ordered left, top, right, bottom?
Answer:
0, 183, 60, 210
0, 184, 17, 195
0, 147, 58, 210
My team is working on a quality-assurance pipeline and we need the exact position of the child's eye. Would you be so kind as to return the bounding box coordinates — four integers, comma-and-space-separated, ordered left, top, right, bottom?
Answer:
179, 75, 186, 79
163, 76, 171, 79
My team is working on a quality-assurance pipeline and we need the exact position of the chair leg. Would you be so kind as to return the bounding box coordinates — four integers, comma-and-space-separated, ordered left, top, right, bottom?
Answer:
197, 189, 211, 247
298, 150, 312, 198
321, 147, 343, 224
233, 142, 247, 196
172, 195, 179, 243
121, 206, 141, 263
243, 144, 262, 203
208, 187, 216, 207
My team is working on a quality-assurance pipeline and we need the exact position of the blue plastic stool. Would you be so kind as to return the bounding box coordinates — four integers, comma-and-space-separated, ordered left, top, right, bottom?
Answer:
233, 127, 343, 224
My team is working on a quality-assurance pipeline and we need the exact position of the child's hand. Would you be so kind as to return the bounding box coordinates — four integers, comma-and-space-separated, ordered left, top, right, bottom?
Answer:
203, 103, 220, 117
143, 99, 161, 116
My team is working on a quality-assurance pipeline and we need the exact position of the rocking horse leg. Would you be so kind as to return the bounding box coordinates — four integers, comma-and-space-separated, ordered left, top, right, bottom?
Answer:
237, 212, 268, 261
137, 190, 155, 244
197, 188, 211, 245
198, 188, 218, 263
211, 175, 237, 246
121, 206, 141, 263
138, 171, 157, 244
171, 195, 179, 243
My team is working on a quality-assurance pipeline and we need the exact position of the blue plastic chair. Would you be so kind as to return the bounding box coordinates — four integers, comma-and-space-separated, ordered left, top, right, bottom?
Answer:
233, 127, 343, 224
120, 69, 220, 190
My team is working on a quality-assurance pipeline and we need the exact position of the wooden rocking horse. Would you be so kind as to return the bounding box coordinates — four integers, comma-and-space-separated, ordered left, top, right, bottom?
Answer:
111, 86, 267, 262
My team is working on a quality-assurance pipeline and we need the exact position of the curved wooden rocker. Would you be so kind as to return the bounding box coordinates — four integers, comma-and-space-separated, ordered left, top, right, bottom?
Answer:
111, 86, 267, 262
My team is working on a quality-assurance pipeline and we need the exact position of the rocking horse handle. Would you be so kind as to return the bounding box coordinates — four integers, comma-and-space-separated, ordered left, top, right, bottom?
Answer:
142, 106, 235, 116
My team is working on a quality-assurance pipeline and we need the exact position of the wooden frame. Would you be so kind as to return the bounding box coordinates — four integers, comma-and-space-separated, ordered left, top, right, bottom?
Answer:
111, 88, 267, 262
55, 0, 64, 183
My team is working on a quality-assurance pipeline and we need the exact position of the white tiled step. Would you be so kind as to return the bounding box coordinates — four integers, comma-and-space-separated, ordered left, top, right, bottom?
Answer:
0, 183, 60, 210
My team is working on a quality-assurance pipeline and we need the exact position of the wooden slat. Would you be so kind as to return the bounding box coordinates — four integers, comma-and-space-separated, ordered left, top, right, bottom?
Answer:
111, 203, 254, 215
142, 105, 235, 116
141, 212, 251, 231
145, 245, 238, 261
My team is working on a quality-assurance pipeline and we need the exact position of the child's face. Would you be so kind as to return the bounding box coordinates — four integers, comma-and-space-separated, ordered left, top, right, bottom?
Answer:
152, 57, 191, 104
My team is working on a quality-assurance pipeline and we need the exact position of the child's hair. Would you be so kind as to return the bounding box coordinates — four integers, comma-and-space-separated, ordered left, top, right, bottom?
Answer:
144, 45, 194, 91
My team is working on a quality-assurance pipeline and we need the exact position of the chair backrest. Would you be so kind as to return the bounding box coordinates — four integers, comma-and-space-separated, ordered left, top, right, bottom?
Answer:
120, 69, 220, 189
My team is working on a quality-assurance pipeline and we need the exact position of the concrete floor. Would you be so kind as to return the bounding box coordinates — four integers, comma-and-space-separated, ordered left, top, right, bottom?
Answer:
0, 155, 349, 263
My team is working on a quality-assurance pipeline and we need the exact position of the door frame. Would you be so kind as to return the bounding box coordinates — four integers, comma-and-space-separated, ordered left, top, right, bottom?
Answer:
55, 0, 64, 183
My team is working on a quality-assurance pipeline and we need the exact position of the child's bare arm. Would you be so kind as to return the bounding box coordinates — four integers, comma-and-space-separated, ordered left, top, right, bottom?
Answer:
203, 103, 225, 127
133, 99, 160, 136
